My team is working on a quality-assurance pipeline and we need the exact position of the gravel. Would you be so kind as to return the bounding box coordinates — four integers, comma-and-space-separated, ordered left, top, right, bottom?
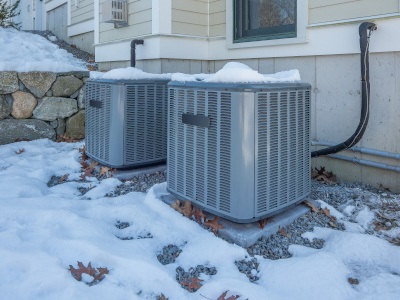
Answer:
175, 265, 217, 292
47, 158, 399, 286
157, 244, 182, 265
106, 171, 167, 195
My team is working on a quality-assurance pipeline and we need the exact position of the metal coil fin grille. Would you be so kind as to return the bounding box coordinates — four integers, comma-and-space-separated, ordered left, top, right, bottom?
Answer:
85, 82, 111, 162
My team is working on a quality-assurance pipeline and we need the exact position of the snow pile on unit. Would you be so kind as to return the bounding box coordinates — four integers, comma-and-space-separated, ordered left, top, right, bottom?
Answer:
99, 67, 172, 80
203, 62, 301, 83
0, 27, 87, 72
170, 62, 301, 83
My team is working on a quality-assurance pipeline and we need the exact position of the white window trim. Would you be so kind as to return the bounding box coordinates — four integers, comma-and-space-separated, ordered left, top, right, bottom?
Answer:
225, 0, 308, 49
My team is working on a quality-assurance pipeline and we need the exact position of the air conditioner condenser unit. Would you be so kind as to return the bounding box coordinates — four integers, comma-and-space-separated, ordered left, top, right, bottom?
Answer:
167, 81, 311, 223
85, 78, 169, 168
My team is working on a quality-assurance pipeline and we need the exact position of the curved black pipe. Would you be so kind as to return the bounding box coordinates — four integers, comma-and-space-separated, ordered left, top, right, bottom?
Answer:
311, 22, 377, 158
130, 39, 144, 67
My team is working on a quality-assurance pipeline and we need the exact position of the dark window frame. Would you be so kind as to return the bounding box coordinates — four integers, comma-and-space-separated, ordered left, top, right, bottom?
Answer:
234, 0, 297, 43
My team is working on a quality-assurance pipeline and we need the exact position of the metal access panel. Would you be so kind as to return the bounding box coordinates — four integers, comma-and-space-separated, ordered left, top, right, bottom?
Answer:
85, 79, 169, 168
167, 81, 311, 223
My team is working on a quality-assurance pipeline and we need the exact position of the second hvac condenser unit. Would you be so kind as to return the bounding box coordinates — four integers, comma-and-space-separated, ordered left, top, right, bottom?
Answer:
167, 81, 311, 223
85, 78, 169, 168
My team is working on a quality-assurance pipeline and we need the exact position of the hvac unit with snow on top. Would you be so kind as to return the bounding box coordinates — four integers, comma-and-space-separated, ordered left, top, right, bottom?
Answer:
85, 78, 169, 168
167, 80, 311, 223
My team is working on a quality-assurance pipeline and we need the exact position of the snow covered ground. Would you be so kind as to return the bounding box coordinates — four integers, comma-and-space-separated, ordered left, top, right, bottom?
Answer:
0, 27, 399, 300
0, 28, 87, 72
0, 139, 399, 300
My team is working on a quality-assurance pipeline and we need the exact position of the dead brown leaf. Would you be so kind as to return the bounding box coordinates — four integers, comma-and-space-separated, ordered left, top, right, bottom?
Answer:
204, 216, 223, 234
182, 201, 193, 217
171, 200, 193, 218
100, 166, 111, 177
312, 167, 337, 184
181, 277, 203, 291
328, 221, 337, 228
15, 149, 25, 154
258, 218, 270, 229
69, 261, 109, 285
69, 261, 96, 281
60, 174, 69, 182
304, 200, 320, 213
193, 207, 206, 224
157, 294, 169, 300
278, 226, 290, 238
217, 290, 241, 300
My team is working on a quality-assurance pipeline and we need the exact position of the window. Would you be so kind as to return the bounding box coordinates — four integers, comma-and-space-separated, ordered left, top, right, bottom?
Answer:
234, 0, 297, 43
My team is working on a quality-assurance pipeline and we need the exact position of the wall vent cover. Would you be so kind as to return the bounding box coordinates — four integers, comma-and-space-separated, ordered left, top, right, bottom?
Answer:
85, 78, 169, 168
167, 81, 311, 223
102, 0, 128, 26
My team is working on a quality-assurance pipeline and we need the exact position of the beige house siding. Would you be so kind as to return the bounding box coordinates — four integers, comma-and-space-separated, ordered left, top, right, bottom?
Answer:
309, 0, 400, 24
209, 0, 225, 37
171, 0, 208, 36
71, 0, 94, 25
99, 0, 152, 43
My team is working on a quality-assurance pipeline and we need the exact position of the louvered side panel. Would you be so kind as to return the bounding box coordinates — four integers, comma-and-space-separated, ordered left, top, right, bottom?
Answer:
125, 83, 167, 165
167, 87, 177, 191
288, 91, 298, 203
176, 89, 186, 195
185, 90, 195, 199
206, 92, 218, 209
256, 88, 311, 216
195, 91, 206, 205
304, 90, 311, 194
278, 92, 289, 207
219, 92, 232, 213
256, 93, 268, 214
85, 82, 111, 162
268, 92, 279, 211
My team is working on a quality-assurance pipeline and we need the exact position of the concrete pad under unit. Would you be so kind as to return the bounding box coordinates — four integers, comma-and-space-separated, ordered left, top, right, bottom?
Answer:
111, 163, 311, 248
161, 194, 311, 248
112, 164, 167, 181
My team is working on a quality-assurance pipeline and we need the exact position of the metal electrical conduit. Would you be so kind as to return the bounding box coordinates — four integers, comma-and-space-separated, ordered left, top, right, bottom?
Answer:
312, 141, 400, 173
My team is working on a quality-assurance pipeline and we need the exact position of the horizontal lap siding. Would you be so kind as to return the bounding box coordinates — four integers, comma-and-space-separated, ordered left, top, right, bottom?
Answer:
309, 0, 400, 24
71, 0, 94, 24
172, 0, 208, 36
99, 0, 152, 43
209, 0, 225, 37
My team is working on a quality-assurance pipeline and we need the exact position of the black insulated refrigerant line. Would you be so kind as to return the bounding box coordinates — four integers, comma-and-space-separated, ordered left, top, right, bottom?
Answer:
311, 22, 377, 158
130, 39, 144, 67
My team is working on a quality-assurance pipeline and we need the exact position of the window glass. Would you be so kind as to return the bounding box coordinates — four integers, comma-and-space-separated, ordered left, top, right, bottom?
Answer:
234, 0, 297, 43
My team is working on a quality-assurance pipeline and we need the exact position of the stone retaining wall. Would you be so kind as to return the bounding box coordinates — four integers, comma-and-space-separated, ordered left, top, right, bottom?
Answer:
0, 71, 89, 145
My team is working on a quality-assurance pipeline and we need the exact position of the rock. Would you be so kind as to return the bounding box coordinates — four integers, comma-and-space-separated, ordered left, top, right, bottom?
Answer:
57, 71, 90, 79
11, 91, 37, 119
52, 75, 83, 97
18, 72, 57, 98
77, 85, 85, 109
33, 97, 78, 121
0, 71, 19, 94
56, 118, 66, 136
0, 119, 55, 145
65, 110, 85, 138
70, 90, 79, 99
46, 90, 53, 97
0, 94, 12, 119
